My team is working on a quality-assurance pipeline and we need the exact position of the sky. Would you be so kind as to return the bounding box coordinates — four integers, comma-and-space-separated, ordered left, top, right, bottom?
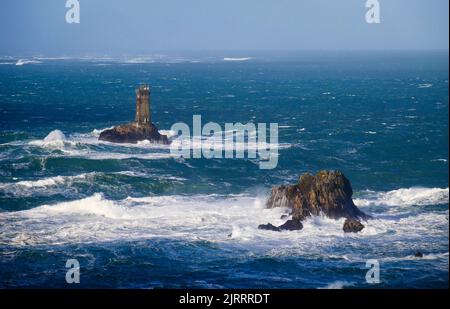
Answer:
0, 0, 448, 55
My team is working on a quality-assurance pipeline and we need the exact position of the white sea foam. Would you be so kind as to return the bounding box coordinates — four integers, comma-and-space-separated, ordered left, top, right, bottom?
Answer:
223, 57, 252, 62
113, 171, 186, 181
431, 159, 448, 163
121, 56, 157, 64
1, 186, 448, 248
0, 171, 186, 197
73, 127, 174, 150
171, 128, 291, 153
91, 126, 114, 137
28, 129, 69, 149
120, 55, 202, 64
0, 173, 93, 189
158, 129, 178, 138
0, 193, 282, 245
15, 59, 42, 66
60, 149, 175, 160
25, 127, 290, 162
354, 187, 449, 207
319, 280, 355, 289
0, 173, 99, 197
418, 83, 433, 88
382, 252, 449, 262
27, 129, 175, 160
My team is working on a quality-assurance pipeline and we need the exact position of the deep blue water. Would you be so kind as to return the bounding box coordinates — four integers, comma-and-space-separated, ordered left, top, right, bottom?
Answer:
0, 51, 448, 288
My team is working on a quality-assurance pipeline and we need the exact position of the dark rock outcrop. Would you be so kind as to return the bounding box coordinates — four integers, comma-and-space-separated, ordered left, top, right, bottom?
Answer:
262, 170, 370, 232
99, 123, 169, 144
343, 218, 365, 233
414, 251, 424, 258
258, 223, 281, 232
278, 219, 303, 231
258, 219, 304, 232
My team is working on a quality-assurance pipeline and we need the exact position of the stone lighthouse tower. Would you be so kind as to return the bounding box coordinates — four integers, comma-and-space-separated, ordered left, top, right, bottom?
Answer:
134, 84, 151, 126
99, 83, 169, 144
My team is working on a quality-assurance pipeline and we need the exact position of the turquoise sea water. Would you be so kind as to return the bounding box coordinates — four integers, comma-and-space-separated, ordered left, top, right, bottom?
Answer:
0, 52, 448, 288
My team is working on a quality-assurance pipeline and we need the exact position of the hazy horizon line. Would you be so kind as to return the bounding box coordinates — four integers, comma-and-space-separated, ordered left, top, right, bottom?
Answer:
1, 49, 448, 57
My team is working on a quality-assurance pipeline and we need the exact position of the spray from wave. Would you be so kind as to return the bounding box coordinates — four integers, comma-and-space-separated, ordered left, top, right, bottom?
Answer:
26, 129, 175, 160
1, 187, 448, 249
223, 57, 252, 62
15, 59, 42, 66
24, 128, 290, 161
28, 129, 68, 149
354, 187, 449, 207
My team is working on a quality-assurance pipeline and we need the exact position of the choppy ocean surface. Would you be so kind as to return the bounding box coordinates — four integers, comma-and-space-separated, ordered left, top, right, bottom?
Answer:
0, 52, 448, 288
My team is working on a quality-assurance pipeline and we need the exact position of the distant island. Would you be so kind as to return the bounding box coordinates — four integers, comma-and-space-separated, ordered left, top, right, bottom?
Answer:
99, 85, 169, 144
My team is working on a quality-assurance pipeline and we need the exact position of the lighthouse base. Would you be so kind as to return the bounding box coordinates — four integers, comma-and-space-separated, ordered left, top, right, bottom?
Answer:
99, 122, 170, 144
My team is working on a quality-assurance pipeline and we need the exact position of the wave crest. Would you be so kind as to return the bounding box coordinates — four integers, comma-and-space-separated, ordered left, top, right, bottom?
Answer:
28, 129, 68, 149
354, 187, 449, 207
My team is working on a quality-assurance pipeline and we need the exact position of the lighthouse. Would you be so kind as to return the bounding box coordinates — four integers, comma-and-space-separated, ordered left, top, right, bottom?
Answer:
99, 83, 169, 144
134, 84, 151, 126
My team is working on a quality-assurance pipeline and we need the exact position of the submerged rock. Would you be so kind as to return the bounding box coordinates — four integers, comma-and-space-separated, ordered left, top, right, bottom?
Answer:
258, 219, 303, 232
99, 123, 169, 144
262, 170, 369, 232
278, 219, 303, 231
343, 218, 365, 233
258, 223, 281, 232
414, 251, 424, 258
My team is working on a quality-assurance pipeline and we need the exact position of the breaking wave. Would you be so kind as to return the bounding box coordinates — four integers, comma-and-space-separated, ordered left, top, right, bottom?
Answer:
382, 252, 449, 262
23, 128, 289, 161
0, 173, 95, 190
0, 171, 186, 198
319, 280, 355, 289
26, 129, 175, 160
223, 57, 252, 62
0, 188, 448, 248
15, 59, 42, 66
354, 187, 449, 207
28, 129, 69, 148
